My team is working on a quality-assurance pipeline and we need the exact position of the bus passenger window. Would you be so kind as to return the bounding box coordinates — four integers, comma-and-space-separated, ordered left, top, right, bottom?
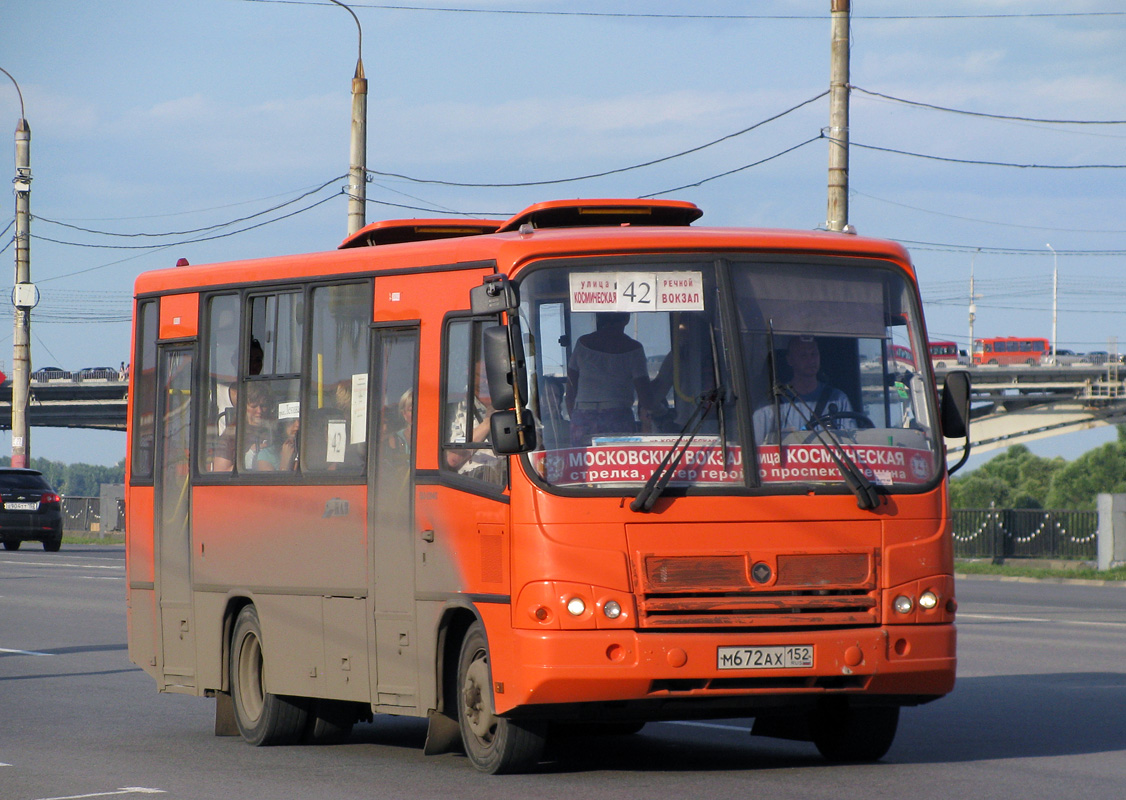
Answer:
441, 318, 506, 487
302, 283, 369, 475
200, 294, 239, 473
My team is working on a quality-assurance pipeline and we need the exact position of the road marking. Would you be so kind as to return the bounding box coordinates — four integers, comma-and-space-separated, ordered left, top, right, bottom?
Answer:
0, 647, 52, 656
959, 612, 1126, 628
0, 559, 123, 570
31, 788, 165, 800
665, 720, 750, 732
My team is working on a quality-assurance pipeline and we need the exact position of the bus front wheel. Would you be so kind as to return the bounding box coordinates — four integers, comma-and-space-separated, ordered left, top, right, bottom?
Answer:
810, 701, 899, 763
456, 621, 546, 774
230, 604, 309, 746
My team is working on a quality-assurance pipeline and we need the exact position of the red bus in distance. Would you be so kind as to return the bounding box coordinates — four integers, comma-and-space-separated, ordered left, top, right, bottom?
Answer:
972, 336, 1048, 366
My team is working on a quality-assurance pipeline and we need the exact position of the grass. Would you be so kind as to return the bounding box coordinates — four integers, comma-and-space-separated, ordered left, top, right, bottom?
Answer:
62, 532, 125, 545
956, 560, 1126, 582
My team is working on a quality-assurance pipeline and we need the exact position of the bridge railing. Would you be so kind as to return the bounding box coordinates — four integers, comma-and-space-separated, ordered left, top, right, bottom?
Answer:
953, 508, 1099, 561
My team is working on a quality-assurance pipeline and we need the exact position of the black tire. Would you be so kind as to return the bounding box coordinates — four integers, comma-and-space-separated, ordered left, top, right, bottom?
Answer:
810, 701, 899, 763
304, 699, 356, 744
43, 535, 62, 552
2, 540, 20, 551
456, 621, 546, 774
229, 604, 309, 746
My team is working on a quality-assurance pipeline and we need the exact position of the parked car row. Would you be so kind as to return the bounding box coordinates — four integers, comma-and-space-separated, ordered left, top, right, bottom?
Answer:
27, 365, 123, 382
1040, 350, 1124, 366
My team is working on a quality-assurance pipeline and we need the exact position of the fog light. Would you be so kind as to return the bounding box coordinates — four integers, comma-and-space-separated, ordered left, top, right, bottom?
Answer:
894, 595, 914, 614
919, 591, 939, 610
603, 600, 622, 619
566, 597, 586, 616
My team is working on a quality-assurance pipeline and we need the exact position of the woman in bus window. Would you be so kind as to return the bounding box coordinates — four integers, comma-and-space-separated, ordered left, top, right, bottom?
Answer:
566, 312, 661, 446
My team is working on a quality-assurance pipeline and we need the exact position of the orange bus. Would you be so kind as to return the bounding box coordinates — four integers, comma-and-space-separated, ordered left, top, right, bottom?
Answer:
972, 336, 1048, 366
125, 198, 970, 773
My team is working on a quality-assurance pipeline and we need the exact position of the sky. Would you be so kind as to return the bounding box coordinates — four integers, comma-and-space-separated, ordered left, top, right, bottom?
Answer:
1, 0, 1124, 468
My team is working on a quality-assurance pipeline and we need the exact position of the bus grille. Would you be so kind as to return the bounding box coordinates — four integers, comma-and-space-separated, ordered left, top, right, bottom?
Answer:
636, 552, 879, 629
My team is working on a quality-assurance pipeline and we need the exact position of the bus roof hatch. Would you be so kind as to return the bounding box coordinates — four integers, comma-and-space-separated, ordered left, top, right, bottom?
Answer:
495, 198, 702, 233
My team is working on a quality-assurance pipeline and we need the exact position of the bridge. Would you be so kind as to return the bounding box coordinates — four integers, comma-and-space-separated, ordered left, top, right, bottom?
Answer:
2, 365, 1126, 454
0, 376, 128, 431
940, 362, 1126, 455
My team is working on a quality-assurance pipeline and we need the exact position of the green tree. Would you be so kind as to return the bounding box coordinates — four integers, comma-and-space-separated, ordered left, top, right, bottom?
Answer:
1045, 436, 1126, 510
950, 445, 1065, 509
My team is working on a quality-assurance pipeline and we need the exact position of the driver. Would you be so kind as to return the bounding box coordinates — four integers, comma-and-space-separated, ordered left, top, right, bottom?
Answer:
754, 335, 855, 441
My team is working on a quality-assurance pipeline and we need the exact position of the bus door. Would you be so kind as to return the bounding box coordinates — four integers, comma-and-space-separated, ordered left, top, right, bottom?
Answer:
153, 345, 195, 690
368, 326, 420, 709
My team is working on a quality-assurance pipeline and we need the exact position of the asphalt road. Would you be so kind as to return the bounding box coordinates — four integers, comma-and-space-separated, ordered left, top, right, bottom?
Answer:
2, 546, 1124, 800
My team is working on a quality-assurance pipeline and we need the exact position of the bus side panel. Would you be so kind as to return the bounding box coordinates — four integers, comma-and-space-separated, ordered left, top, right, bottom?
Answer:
126, 485, 158, 680
191, 483, 369, 700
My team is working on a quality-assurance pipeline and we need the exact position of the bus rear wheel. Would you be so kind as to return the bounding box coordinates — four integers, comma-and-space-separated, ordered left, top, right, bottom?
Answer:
230, 604, 309, 746
810, 701, 899, 763
456, 621, 545, 774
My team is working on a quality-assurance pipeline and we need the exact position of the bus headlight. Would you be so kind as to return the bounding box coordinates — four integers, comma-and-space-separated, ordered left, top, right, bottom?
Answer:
603, 600, 622, 620
894, 595, 914, 614
919, 591, 939, 610
566, 597, 587, 617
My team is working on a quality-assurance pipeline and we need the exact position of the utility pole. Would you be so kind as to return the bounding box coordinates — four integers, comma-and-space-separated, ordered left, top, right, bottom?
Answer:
1047, 243, 1058, 365
3, 67, 32, 468
825, 0, 850, 232
969, 249, 980, 363
328, 0, 367, 236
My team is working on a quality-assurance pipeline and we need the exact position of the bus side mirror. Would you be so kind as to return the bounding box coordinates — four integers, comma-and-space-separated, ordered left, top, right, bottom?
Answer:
940, 371, 970, 439
941, 370, 971, 475
491, 409, 537, 455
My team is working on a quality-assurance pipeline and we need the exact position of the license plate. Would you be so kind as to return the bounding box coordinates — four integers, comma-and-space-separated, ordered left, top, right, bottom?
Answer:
4, 502, 39, 511
717, 645, 813, 670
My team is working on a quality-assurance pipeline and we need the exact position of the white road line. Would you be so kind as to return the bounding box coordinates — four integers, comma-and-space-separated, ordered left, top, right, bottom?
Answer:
0, 647, 53, 656
664, 720, 750, 732
959, 612, 1126, 627
0, 560, 123, 570
31, 788, 165, 800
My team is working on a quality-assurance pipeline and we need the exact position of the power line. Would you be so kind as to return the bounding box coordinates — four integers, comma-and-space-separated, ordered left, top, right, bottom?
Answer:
851, 189, 1126, 234
367, 92, 828, 188
236, 2, 1126, 21
851, 141, 1125, 170
32, 176, 345, 239
31, 193, 340, 252
898, 239, 1126, 256
641, 136, 822, 197
852, 86, 1126, 125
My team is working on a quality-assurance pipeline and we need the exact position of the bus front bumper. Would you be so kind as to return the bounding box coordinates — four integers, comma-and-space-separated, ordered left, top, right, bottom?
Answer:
492, 623, 955, 717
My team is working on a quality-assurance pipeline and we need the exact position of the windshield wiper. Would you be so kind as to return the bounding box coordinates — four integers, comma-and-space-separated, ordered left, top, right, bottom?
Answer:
779, 385, 881, 511
630, 388, 720, 513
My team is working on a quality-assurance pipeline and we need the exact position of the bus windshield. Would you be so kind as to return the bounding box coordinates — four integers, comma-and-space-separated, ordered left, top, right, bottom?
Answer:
519, 256, 941, 494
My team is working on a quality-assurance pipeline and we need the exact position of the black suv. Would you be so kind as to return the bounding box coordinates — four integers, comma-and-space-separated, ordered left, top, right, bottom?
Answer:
0, 469, 63, 551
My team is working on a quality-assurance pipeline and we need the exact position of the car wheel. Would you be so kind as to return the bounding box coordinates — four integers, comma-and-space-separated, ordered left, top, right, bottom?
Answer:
811, 701, 899, 763
3, 540, 21, 551
229, 604, 309, 746
43, 535, 62, 552
456, 621, 546, 774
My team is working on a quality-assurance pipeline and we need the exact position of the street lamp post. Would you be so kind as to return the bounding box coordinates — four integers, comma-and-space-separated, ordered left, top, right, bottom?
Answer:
327, 0, 367, 236
2, 66, 32, 468
1047, 243, 1058, 366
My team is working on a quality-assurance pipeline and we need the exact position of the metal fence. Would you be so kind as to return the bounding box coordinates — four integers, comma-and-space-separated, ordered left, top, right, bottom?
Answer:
61, 496, 126, 536
953, 508, 1099, 561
